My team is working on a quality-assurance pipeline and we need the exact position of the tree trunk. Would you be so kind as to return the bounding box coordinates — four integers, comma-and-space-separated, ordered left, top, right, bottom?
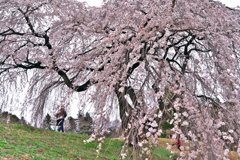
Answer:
114, 84, 144, 146
114, 84, 134, 131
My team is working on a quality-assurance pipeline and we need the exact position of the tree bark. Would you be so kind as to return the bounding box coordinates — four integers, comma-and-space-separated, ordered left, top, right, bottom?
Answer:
114, 84, 134, 131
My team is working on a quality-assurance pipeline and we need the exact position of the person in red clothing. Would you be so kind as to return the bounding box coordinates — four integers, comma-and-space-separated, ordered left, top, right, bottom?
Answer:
172, 137, 182, 151
176, 138, 182, 151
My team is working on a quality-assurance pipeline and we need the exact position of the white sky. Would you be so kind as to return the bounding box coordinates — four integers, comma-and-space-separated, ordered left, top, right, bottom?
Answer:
78, 0, 240, 7
219, 0, 240, 7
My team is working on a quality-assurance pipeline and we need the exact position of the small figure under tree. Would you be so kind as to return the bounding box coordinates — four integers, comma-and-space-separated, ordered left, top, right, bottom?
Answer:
55, 106, 67, 132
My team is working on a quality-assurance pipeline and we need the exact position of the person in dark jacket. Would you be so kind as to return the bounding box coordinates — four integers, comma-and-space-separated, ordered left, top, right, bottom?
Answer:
55, 105, 67, 132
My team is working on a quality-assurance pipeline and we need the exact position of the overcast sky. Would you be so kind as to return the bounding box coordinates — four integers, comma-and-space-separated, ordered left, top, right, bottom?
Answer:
78, 0, 240, 7
219, 0, 240, 7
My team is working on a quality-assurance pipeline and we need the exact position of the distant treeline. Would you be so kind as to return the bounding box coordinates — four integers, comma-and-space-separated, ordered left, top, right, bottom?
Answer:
0, 110, 28, 125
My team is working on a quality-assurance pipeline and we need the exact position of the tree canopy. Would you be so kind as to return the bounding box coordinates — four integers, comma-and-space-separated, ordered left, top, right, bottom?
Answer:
0, 0, 240, 159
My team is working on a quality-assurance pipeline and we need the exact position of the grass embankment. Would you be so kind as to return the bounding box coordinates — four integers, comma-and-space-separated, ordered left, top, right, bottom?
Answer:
0, 122, 172, 160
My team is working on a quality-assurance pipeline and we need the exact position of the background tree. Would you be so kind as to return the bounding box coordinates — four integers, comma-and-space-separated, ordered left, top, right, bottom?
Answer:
0, 0, 240, 159
20, 116, 28, 125
67, 116, 77, 133
43, 113, 52, 130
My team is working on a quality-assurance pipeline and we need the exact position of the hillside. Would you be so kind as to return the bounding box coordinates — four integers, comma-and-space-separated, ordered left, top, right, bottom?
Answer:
0, 122, 172, 160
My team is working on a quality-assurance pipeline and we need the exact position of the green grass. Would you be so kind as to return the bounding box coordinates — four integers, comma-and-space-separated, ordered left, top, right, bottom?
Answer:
0, 121, 172, 159
152, 147, 173, 160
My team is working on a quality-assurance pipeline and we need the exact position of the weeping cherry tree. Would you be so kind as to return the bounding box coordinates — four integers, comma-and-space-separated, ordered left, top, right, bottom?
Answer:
0, 0, 240, 159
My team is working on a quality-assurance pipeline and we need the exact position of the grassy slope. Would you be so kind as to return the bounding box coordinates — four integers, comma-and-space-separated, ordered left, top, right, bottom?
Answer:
0, 122, 172, 160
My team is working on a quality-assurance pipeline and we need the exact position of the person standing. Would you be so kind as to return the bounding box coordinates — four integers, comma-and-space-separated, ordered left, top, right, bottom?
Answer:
176, 138, 182, 151
55, 105, 67, 132
172, 137, 182, 151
